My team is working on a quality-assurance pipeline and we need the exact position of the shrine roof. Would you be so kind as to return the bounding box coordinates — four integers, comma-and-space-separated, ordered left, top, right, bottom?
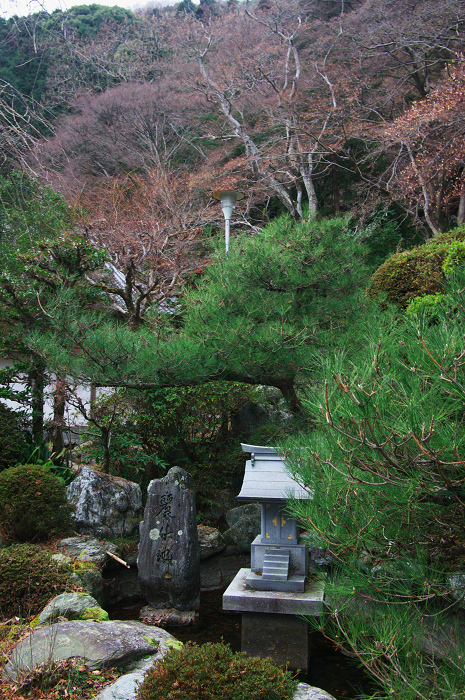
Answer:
237, 444, 311, 502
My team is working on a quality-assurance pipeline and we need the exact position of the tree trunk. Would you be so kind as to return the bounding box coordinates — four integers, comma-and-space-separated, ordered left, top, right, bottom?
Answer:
51, 375, 67, 455
332, 157, 340, 214
28, 355, 45, 445
458, 183, 465, 225
272, 377, 304, 416
100, 425, 111, 474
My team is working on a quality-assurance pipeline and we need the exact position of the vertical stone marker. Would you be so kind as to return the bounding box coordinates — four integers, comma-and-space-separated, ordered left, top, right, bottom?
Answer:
138, 467, 200, 615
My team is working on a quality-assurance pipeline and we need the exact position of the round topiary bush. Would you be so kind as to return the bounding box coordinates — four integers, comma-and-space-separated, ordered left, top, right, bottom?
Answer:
0, 544, 72, 618
136, 641, 298, 700
0, 464, 72, 542
366, 225, 465, 308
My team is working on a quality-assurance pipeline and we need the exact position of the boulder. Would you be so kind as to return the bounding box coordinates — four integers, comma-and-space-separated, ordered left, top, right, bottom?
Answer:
223, 504, 261, 552
102, 567, 142, 606
35, 592, 106, 626
71, 567, 104, 604
57, 535, 118, 570
94, 656, 159, 700
197, 525, 225, 559
67, 466, 142, 539
200, 552, 250, 590
448, 572, 465, 607
3, 620, 175, 681
294, 684, 337, 700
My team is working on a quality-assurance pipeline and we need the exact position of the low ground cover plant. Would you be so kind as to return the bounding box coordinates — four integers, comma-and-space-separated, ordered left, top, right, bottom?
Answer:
0, 464, 72, 542
136, 641, 298, 700
0, 544, 72, 619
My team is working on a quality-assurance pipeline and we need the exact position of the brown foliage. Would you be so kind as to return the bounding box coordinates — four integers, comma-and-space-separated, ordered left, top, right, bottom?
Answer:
384, 59, 465, 235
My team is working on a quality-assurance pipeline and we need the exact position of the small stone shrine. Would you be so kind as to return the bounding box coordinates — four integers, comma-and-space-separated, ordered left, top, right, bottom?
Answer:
237, 443, 309, 592
138, 467, 200, 614
223, 444, 324, 673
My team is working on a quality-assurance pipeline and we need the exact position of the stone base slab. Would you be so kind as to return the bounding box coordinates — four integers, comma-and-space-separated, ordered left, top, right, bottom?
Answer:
139, 606, 198, 628
223, 568, 324, 615
246, 571, 306, 592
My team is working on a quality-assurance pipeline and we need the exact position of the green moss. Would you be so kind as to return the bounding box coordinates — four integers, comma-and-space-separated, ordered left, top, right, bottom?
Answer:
367, 225, 465, 308
166, 638, 184, 650
143, 635, 159, 648
73, 561, 99, 571
136, 642, 297, 700
0, 464, 72, 543
0, 544, 71, 619
80, 606, 109, 622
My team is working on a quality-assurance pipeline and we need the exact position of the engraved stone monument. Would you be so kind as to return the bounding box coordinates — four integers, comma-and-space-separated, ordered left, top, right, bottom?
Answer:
138, 467, 200, 614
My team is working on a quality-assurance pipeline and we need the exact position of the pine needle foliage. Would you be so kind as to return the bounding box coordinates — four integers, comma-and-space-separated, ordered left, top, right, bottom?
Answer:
282, 267, 465, 699
29, 215, 369, 412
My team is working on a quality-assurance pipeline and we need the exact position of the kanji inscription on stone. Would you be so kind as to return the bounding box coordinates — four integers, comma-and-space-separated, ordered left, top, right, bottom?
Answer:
138, 467, 200, 611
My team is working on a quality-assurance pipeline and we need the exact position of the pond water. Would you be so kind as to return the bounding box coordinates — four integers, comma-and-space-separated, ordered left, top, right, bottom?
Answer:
109, 589, 378, 700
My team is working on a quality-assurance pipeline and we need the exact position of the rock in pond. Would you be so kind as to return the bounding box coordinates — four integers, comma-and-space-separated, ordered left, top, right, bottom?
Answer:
3, 620, 175, 682
57, 535, 118, 570
197, 525, 225, 559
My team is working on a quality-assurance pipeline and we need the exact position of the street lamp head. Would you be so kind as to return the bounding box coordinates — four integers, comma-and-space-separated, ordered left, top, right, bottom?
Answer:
212, 190, 245, 220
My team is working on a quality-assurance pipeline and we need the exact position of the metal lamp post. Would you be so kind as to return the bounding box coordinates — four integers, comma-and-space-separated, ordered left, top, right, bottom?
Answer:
212, 190, 245, 252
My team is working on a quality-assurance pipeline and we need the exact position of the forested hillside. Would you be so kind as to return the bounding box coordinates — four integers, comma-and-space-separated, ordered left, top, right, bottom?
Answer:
2, 0, 465, 235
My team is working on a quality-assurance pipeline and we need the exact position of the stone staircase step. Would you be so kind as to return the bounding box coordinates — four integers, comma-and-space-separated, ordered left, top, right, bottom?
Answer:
262, 549, 290, 581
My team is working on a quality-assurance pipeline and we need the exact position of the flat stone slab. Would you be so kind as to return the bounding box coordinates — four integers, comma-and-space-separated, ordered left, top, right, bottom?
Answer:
3, 620, 175, 681
223, 569, 324, 615
140, 607, 198, 628
246, 571, 306, 593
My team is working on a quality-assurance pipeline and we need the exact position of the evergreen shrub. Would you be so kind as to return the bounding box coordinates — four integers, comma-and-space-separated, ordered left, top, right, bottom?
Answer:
0, 403, 25, 471
136, 642, 298, 700
366, 224, 465, 308
0, 464, 72, 542
0, 544, 71, 618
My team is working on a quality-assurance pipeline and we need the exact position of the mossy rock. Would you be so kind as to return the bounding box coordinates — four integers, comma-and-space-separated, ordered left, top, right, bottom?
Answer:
366, 225, 465, 309
80, 605, 109, 622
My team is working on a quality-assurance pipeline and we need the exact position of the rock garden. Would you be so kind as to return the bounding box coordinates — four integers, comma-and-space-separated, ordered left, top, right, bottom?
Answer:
0, 442, 336, 700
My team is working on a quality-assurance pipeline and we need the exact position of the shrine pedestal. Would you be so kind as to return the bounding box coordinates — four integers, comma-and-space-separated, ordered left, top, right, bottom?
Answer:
242, 613, 309, 671
223, 568, 324, 673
